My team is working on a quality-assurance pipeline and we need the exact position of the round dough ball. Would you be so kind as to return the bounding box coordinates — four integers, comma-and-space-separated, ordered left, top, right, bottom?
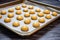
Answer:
35, 8, 41, 12
1, 10, 6, 15
4, 18, 11, 23
17, 16, 23, 21
8, 13, 14, 18
21, 26, 29, 32
16, 10, 22, 15
44, 10, 50, 14
13, 22, 20, 27
15, 6, 21, 10
8, 8, 14, 12
22, 4, 27, 8
33, 22, 40, 28
38, 12, 44, 17
52, 12, 58, 16
28, 6, 34, 9
29, 10, 35, 14
24, 19, 31, 24
0, 15, 2, 19
23, 9, 28, 12
31, 15, 37, 20
45, 15, 51, 19
24, 13, 30, 17
38, 18, 45, 23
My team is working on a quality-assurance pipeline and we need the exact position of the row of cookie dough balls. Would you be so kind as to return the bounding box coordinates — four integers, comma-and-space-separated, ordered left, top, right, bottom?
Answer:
13, 22, 40, 32
2, 13, 58, 23
0, 4, 53, 14
0, 8, 41, 15
0, 10, 58, 19
0, 8, 58, 15
3, 15, 56, 26
0, 8, 50, 14
4, 18, 40, 32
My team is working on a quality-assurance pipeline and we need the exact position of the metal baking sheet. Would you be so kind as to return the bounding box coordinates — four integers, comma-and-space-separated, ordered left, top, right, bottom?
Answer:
0, 1, 60, 36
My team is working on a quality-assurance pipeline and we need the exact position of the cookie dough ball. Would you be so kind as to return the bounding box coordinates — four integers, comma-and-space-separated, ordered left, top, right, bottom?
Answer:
35, 8, 41, 12
28, 6, 34, 9
1, 10, 6, 15
15, 6, 21, 10
29, 10, 35, 14
38, 18, 45, 23
23, 9, 28, 12
13, 22, 20, 27
22, 4, 27, 8
17, 16, 23, 21
38, 12, 44, 17
24, 13, 30, 17
24, 19, 31, 24
33, 22, 40, 28
21, 26, 29, 32
4, 18, 11, 23
31, 15, 37, 20
45, 15, 51, 19
44, 10, 50, 14
0, 15, 2, 19
8, 13, 14, 18
8, 8, 14, 12
16, 10, 22, 15
52, 12, 58, 16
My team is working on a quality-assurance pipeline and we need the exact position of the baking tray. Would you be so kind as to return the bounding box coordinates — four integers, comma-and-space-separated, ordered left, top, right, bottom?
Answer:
0, 0, 60, 36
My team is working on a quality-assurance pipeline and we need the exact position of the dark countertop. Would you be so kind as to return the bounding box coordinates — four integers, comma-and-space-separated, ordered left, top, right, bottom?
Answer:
0, 0, 60, 40
34, 0, 60, 7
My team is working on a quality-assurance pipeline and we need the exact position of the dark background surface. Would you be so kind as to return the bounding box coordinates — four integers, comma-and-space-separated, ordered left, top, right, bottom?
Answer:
35, 0, 60, 7
0, 0, 14, 4
0, 0, 60, 40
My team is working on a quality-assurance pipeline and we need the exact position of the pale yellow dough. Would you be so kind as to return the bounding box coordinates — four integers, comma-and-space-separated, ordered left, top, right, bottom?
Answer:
1, 10, 6, 15
29, 10, 35, 14
16, 10, 22, 15
38, 18, 45, 23
44, 10, 50, 14
13, 22, 20, 27
45, 15, 51, 19
22, 4, 27, 8
17, 16, 23, 21
31, 15, 37, 20
8, 13, 14, 18
15, 6, 21, 10
38, 12, 44, 17
23, 9, 28, 12
24, 19, 31, 24
28, 6, 34, 9
8, 8, 14, 12
24, 13, 30, 17
4, 18, 11, 23
36, 8, 41, 12
52, 12, 58, 16
21, 26, 29, 32
33, 22, 40, 28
